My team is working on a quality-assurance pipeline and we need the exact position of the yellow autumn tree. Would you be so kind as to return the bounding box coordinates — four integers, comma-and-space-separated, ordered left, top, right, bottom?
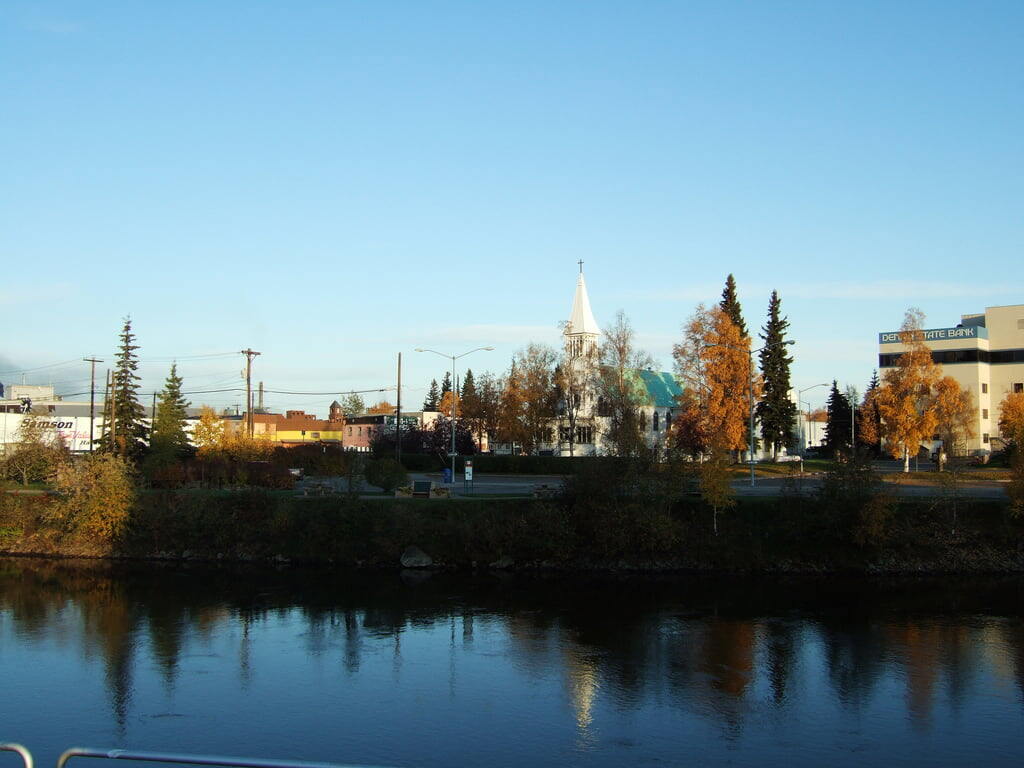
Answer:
192, 406, 226, 458
932, 376, 975, 464
436, 391, 461, 419
875, 308, 940, 472
998, 391, 1024, 447
192, 405, 272, 461
674, 305, 757, 456
367, 401, 395, 415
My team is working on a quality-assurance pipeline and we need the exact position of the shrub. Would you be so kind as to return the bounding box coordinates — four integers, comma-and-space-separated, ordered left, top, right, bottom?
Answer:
50, 454, 135, 543
364, 458, 409, 492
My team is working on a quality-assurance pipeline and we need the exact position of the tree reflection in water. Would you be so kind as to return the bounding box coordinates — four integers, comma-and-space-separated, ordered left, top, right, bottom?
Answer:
1, 560, 1023, 764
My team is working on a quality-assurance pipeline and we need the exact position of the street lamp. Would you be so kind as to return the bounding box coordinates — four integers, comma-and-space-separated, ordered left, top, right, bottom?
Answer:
798, 383, 828, 454
415, 346, 494, 484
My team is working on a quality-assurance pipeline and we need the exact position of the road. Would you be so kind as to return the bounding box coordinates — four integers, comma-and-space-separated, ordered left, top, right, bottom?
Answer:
406, 471, 1009, 500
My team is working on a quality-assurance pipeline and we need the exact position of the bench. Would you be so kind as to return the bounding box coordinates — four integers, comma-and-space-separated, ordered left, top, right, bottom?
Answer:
533, 483, 560, 499
412, 480, 433, 498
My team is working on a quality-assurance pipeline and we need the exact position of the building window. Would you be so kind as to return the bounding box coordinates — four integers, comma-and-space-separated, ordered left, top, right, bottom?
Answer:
653, 412, 659, 431
347, 427, 352, 435
576, 426, 593, 445
983, 433, 990, 444
982, 409, 989, 420
1016, 383, 1024, 394
559, 426, 572, 442
358, 427, 362, 435
982, 383, 988, 393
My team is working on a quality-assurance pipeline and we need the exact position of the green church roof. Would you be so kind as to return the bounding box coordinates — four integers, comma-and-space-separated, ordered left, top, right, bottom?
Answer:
628, 369, 683, 408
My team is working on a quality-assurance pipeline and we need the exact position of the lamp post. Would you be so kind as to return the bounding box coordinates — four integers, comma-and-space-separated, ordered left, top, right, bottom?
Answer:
415, 346, 494, 484
798, 383, 828, 454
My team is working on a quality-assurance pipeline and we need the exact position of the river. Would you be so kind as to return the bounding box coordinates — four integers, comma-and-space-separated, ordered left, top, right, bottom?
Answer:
1, 559, 1022, 767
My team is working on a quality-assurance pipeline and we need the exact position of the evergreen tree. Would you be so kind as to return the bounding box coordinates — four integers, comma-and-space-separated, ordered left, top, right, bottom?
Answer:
440, 371, 452, 396
719, 273, 747, 337
756, 291, 797, 459
422, 379, 440, 411
856, 370, 883, 455
150, 364, 192, 459
99, 317, 148, 459
824, 380, 853, 453
461, 368, 477, 401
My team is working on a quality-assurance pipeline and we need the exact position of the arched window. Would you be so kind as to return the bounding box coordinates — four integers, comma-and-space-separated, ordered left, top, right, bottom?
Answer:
653, 411, 660, 431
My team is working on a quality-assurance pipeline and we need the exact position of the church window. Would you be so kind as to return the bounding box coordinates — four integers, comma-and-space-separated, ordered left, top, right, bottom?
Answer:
653, 412, 659, 431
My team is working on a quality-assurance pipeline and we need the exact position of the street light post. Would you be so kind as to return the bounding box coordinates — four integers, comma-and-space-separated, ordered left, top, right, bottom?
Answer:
415, 346, 494, 485
798, 383, 829, 454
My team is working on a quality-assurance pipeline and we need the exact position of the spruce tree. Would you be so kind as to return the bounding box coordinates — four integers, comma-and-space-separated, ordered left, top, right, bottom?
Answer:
422, 379, 440, 411
461, 369, 480, 445
720, 273, 747, 337
461, 369, 478, 411
441, 371, 452, 396
150, 364, 192, 459
858, 370, 883, 455
100, 317, 148, 459
756, 291, 797, 459
824, 380, 852, 453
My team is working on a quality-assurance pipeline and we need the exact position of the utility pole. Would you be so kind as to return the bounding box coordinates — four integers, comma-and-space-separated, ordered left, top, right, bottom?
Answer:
240, 349, 261, 439
151, 391, 158, 441
108, 369, 117, 456
83, 357, 102, 453
102, 369, 111, 452
396, 352, 402, 461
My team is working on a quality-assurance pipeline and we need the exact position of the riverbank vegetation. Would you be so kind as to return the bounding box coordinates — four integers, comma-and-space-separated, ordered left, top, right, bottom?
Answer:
1, 452, 1021, 572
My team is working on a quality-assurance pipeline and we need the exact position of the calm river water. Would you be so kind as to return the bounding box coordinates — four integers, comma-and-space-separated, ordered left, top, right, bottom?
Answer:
1, 559, 1022, 767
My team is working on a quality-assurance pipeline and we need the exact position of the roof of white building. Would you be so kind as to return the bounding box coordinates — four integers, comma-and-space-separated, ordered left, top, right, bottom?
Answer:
566, 272, 601, 337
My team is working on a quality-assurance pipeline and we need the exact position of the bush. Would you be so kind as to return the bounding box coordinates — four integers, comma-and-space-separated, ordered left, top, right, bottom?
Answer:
50, 454, 135, 543
364, 458, 409, 492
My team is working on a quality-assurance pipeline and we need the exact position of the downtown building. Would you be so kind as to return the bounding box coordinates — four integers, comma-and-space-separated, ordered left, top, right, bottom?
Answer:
878, 304, 1024, 454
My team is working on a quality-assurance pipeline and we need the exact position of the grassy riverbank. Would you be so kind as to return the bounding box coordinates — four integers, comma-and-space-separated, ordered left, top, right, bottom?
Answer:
1, 487, 1021, 573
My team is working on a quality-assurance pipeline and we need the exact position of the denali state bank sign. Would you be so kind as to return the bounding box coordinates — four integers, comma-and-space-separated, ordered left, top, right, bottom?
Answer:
878, 326, 987, 345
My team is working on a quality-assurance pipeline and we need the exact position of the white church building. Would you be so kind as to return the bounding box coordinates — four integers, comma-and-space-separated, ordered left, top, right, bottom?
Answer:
538, 267, 683, 457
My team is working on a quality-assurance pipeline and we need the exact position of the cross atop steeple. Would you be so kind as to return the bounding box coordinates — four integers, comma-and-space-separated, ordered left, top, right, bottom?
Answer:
578, 259, 584, 274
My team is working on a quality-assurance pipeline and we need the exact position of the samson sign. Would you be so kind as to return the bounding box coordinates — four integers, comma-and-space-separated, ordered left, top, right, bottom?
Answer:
878, 326, 987, 345
0, 414, 96, 453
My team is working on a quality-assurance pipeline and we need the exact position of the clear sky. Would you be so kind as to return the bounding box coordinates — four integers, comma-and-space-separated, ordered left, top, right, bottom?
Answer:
2, 1, 1022, 414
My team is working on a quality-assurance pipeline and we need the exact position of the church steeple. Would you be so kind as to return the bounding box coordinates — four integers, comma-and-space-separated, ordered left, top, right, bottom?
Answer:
565, 264, 600, 358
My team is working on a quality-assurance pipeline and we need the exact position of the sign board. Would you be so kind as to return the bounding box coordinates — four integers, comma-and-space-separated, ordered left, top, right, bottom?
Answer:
464, 460, 473, 481
878, 326, 986, 345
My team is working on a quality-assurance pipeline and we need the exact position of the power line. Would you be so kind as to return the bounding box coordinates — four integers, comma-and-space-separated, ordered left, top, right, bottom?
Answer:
0, 358, 84, 376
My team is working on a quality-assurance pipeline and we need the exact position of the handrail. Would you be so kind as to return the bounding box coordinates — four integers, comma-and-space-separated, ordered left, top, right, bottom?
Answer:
0, 744, 34, 768
57, 749, 390, 768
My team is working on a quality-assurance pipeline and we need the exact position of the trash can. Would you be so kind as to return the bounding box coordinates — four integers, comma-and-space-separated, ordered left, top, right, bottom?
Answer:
442, 467, 453, 484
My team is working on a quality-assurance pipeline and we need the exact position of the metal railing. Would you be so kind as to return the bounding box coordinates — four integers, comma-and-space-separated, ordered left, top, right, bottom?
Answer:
2, 746, 388, 768
0, 744, 33, 768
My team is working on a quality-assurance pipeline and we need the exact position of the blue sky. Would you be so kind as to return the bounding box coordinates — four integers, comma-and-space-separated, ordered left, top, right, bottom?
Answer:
2, 1, 1022, 414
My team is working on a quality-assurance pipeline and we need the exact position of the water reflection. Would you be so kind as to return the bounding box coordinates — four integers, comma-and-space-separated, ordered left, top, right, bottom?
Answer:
1, 560, 1023, 766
